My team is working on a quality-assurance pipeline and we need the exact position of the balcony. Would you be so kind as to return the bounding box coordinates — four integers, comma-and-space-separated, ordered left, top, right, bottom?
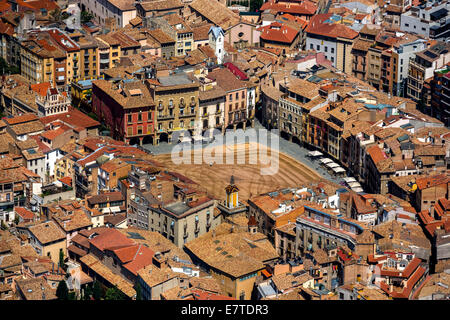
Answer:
409, 59, 426, 76
179, 112, 196, 118
157, 114, 175, 120
100, 58, 109, 64
0, 201, 14, 208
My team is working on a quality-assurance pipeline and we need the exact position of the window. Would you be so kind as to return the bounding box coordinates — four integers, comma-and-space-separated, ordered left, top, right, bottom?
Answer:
316, 45, 320, 50
325, 46, 328, 52
128, 114, 132, 123
138, 112, 142, 122
331, 48, 334, 54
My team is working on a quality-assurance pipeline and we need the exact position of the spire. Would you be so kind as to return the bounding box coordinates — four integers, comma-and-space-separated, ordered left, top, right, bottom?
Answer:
230, 175, 235, 186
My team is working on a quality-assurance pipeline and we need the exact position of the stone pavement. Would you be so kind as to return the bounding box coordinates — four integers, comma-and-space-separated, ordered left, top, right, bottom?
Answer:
142, 119, 344, 185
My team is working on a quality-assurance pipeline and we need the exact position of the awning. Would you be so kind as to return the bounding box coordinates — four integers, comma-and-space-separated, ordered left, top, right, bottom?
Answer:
179, 136, 191, 143
352, 187, 364, 193
261, 269, 272, 278
102, 207, 111, 214
308, 150, 323, 157
348, 181, 361, 188
343, 177, 357, 183
110, 207, 121, 213
319, 158, 333, 164
326, 162, 340, 168
332, 167, 346, 173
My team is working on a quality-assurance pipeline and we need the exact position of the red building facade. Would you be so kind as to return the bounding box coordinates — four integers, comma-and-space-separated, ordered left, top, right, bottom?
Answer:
92, 80, 155, 145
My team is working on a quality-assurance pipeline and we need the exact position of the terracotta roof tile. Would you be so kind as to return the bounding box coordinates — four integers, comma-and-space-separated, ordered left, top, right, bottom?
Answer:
28, 221, 66, 245
258, 22, 299, 44
89, 228, 134, 251
305, 14, 358, 40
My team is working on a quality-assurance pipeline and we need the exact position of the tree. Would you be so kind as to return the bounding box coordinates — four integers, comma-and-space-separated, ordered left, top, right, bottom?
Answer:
0, 57, 19, 75
135, 282, 143, 301
250, 0, 263, 12
83, 284, 93, 300
105, 286, 126, 300
59, 249, 66, 272
93, 280, 103, 300
14, 215, 20, 225
0, 220, 7, 230
49, 9, 62, 23
81, 11, 94, 24
56, 280, 69, 300
68, 292, 77, 300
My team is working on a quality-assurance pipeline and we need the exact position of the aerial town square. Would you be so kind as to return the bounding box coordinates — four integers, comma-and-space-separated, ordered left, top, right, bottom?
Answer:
0, 0, 449, 304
